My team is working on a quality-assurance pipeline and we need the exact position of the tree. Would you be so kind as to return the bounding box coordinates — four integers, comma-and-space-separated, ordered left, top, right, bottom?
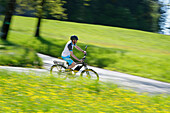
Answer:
63, 0, 160, 32
35, 0, 45, 37
16, 0, 66, 37
1, 0, 16, 40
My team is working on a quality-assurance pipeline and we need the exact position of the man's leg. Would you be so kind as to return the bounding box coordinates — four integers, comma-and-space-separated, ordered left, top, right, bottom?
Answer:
62, 56, 75, 69
68, 62, 76, 69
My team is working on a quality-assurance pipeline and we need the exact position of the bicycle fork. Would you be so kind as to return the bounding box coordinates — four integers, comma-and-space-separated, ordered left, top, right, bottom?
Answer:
83, 65, 90, 77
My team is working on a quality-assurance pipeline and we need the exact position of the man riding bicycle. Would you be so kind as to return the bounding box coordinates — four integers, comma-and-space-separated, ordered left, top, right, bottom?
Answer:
61, 35, 86, 69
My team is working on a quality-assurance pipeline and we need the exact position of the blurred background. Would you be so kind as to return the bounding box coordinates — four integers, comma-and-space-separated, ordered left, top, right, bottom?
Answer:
0, 0, 170, 82
0, 0, 170, 38
159, 0, 170, 35
0, 1, 170, 112
0, 0, 6, 35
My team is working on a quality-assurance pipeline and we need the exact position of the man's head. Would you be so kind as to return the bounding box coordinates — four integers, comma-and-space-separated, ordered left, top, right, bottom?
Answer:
70, 35, 78, 45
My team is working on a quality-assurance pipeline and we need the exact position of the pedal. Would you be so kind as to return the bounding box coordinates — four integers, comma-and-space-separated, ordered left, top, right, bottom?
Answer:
73, 70, 79, 73
65, 69, 73, 72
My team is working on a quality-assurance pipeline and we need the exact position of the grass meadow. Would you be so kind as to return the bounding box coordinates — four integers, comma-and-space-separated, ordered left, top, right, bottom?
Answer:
0, 15, 170, 112
0, 70, 169, 112
0, 16, 170, 82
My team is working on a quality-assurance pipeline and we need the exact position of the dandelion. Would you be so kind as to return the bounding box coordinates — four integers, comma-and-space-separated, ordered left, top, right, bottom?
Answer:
26, 91, 34, 96
30, 95, 40, 101
50, 92, 57, 96
3, 107, 11, 110
0, 100, 5, 103
98, 111, 105, 113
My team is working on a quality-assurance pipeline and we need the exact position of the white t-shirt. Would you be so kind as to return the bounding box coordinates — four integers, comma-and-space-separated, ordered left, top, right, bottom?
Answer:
61, 40, 76, 57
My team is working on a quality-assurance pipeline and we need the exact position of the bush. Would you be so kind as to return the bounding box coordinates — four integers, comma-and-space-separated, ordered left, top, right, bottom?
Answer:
0, 44, 42, 68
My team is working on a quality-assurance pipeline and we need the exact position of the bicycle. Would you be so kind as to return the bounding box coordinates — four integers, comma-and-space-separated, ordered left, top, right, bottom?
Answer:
50, 46, 99, 81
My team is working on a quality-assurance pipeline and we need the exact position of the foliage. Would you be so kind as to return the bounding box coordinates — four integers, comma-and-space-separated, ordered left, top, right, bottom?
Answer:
16, 0, 66, 19
0, 0, 8, 14
0, 70, 169, 112
63, 0, 160, 32
5, 16, 170, 83
0, 0, 162, 32
0, 41, 43, 68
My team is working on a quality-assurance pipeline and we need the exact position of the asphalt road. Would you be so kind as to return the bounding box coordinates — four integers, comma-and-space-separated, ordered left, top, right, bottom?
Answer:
37, 53, 170, 95
0, 53, 170, 94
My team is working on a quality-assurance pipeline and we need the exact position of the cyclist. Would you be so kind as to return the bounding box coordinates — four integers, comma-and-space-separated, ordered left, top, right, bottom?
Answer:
61, 35, 86, 69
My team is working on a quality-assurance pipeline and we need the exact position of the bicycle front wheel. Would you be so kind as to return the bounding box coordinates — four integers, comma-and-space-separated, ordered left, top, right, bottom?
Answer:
80, 69, 99, 81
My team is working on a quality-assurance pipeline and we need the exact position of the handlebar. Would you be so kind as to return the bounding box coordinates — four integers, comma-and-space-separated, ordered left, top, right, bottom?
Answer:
85, 45, 88, 50
81, 45, 88, 62
84, 45, 87, 56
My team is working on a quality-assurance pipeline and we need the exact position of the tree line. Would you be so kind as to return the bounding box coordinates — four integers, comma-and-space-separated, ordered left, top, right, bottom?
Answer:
0, 0, 161, 40
63, 0, 160, 32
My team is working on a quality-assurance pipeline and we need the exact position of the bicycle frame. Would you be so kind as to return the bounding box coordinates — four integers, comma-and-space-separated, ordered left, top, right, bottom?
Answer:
74, 62, 87, 72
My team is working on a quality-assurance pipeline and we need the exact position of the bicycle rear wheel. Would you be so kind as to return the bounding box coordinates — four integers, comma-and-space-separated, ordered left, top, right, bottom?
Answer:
80, 69, 99, 81
50, 65, 67, 78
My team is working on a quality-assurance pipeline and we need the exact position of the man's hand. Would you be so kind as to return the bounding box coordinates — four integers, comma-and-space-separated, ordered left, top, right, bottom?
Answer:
83, 51, 86, 54
79, 59, 83, 62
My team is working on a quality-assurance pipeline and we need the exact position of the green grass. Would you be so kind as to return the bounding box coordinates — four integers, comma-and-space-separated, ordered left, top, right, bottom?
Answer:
0, 42, 43, 68
1, 15, 170, 82
0, 70, 169, 112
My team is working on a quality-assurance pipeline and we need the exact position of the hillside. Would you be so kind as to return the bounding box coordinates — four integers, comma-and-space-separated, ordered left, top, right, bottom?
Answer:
2, 15, 170, 82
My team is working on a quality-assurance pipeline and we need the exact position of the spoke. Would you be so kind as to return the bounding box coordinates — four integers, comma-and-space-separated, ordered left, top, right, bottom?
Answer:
81, 69, 99, 80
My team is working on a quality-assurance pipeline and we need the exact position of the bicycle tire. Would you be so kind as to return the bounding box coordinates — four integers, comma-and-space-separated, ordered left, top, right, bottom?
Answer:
80, 69, 99, 81
50, 65, 76, 78
50, 65, 68, 79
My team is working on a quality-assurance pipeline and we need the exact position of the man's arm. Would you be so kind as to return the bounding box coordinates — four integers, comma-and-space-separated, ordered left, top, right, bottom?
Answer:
75, 45, 86, 54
